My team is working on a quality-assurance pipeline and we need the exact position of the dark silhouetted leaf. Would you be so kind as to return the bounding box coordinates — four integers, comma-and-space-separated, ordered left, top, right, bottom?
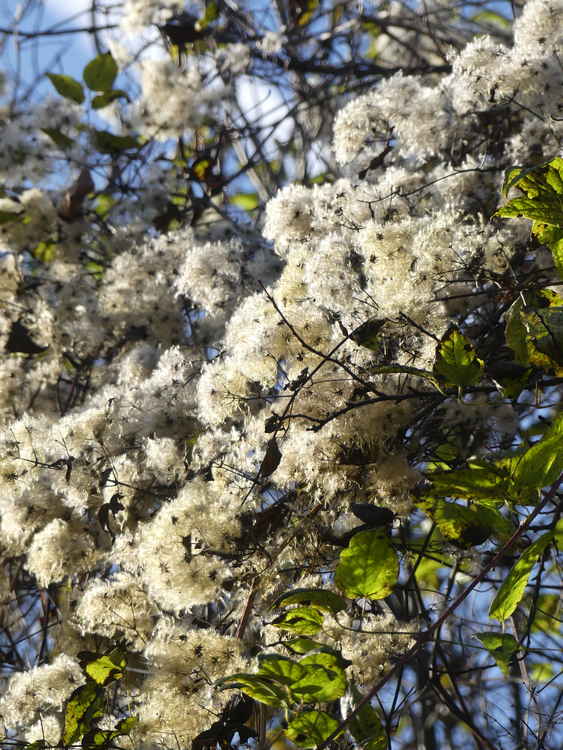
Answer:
5, 321, 48, 355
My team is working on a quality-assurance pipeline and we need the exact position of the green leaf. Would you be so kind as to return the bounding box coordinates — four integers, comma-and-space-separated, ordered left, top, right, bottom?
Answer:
94, 193, 116, 219
497, 158, 563, 275
92, 89, 129, 109
348, 685, 387, 750
62, 682, 105, 745
433, 328, 484, 387
475, 632, 518, 676
470, 9, 511, 28
92, 129, 139, 154
548, 232, 563, 279
275, 588, 346, 614
115, 716, 138, 733
505, 299, 530, 365
530, 662, 555, 682
284, 637, 323, 655
335, 529, 398, 600
81, 715, 138, 749
0, 209, 25, 226
218, 673, 287, 707
521, 305, 563, 367
427, 461, 511, 502
46, 73, 85, 104
229, 192, 260, 211
286, 711, 340, 748
505, 291, 563, 372
531, 594, 561, 634
496, 196, 563, 226
271, 606, 324, 636
292, 653, 347, 701
419, 498, 491, 548
489, 532, 554, 621
79, 648, 127, 685
294, 0, 320, 27
41, 128, 74, 150
512, 433, 563, 490
350, 319, 386, 351
33, 240, 57, 263
258, 655, 306, 685
83, 53, 118, 91
196, 0, 220, 30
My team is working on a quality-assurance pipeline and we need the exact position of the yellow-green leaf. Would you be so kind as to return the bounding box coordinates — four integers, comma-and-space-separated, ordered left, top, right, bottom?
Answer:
229, 192, 260, 211
475, 632, 518, 676
293, 652, 347, 701
46, 73, 85, 104
530, 662, 555, 682
81, 648, 127, 685
489, 532, 554, 621
62, 682, 105, 745
258, 655, 305, 685
83, 53, 118, 92
348, 685, 387, 750
433, 328, 484, 387
286, 711, 340, 748
512, 433, 563, 490
218, 673, 287, 707
275, 588, 346, 614
335, 529, 398, 600
271, 606, 324, 636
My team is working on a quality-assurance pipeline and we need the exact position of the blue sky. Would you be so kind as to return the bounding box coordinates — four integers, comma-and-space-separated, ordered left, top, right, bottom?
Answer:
2, 0, 98, 97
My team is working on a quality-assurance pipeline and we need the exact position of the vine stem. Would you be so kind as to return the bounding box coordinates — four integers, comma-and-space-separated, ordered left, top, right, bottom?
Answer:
316, 472, 563, 750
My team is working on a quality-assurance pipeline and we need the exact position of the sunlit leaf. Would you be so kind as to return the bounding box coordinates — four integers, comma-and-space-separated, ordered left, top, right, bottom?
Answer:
433, 328, 484, 387
229, 192, 260, 211
271, 606, 324, 636
530, 662, 555, 682
512, 433, 563, 490
427, 461, 511, 502
489, 532, 554, 621
33, 240, 57, 263
505, 290, 563, 372
79, 648, 127, 685
471, 9, 511, 29
218, 673, 288, 707
258, 655, 306, 685
335, 529, 398, 599
284, 637, 323, 655
530, 594, 561, 634
497, 158, 563, 278
286, 711, 340, 748
419, 498, 491, 548
62, 682, 105, 745
293, 652, 347, 701
475, 632, 518, 676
